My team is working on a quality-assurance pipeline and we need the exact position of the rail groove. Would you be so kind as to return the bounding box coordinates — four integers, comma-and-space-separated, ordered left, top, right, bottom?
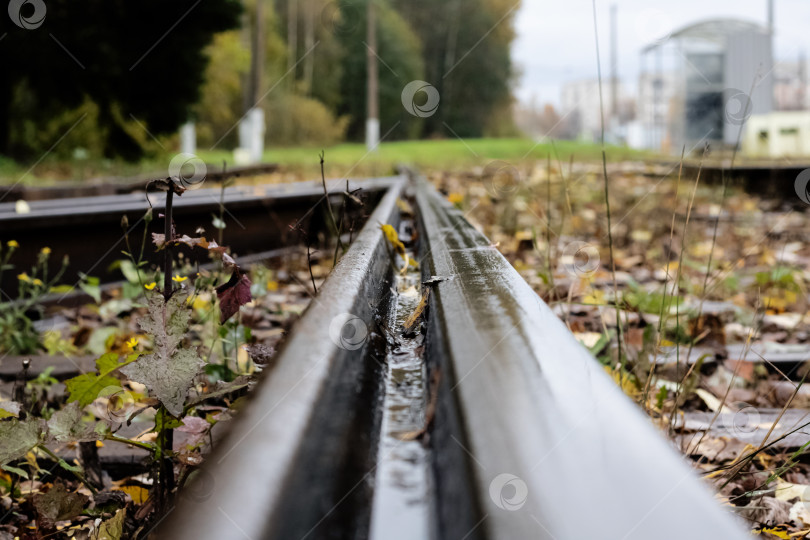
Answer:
156, 172, 748, 539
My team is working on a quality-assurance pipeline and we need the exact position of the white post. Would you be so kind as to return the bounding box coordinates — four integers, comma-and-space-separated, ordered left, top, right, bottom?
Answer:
365, 118, 380, 151
236, 108, 265, 165
180, 122, 196, 155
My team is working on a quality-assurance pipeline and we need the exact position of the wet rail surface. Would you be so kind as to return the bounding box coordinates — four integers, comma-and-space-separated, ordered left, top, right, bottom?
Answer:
159, 171, 748, 539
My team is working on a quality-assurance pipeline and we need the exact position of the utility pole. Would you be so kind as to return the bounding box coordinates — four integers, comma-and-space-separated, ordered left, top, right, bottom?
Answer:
250, 0, 265, 106
366, 0, 379, 150
303, 0, 315, 93
239, 0, 265, 164
610, 4, 619, 128
288, 0, 298, 80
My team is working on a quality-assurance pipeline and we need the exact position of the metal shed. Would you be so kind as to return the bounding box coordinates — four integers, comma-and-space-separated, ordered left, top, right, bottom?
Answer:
638, 18, 773, 153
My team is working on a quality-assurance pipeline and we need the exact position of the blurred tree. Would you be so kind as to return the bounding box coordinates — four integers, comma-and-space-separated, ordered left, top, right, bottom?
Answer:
0, 0, 241, 161
334, 0, 424, 141
274, 0, 345, 110
196, 0, 348, 149
390, 0, 520, 138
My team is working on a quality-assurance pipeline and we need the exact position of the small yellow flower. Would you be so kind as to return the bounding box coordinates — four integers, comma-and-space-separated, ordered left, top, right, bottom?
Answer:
144, 282, 157, 290
17, 272, 30, 282
7, 240, 19, 248
40, 247, 51, 255
126, 337, 139, 350
172, 275, 187, 283
447, 192, 464, 204
192, 296, 210, 311
32, 279, 44, 287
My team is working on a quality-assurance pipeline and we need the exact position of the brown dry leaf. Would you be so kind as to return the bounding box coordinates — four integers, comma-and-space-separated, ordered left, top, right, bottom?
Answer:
216, 270, 252, 323
403, 288, 429, 334
33, 480, 89, 530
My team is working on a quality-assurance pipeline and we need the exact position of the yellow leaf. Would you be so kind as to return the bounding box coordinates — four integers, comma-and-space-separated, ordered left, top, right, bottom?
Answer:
116, 485, 149, 504
583, 289, 605, 305
380, 224, 407, 260
266, 280, 279, 292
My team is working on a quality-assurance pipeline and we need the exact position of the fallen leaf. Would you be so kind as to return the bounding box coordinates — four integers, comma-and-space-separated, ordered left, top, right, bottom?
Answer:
93, 508, 126, 540
115, 485, 148, 504
403, 288, 429, 334
380, 223, 407, 261
33, 480, 89, 530
216, 270, 252, 323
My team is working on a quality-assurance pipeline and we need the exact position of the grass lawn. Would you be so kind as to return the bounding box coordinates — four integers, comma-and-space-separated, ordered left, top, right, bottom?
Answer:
0, 138, 653, 186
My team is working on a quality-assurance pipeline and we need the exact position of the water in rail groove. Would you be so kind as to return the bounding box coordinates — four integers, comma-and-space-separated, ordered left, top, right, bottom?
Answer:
368, 219, 433, 540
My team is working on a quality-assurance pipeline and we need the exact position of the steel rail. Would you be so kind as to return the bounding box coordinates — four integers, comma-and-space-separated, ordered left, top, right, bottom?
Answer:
0, 162, 280, 202
410, 171, 747, 539
0, 177, 395, 297
159, 172, 747, 539
161, 175, 407, 539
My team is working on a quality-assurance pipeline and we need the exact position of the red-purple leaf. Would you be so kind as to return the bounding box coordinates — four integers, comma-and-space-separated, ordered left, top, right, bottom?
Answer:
216, 271, 252, 323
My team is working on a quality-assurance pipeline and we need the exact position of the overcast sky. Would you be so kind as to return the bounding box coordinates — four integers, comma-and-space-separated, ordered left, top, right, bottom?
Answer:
512, 0, 810, 107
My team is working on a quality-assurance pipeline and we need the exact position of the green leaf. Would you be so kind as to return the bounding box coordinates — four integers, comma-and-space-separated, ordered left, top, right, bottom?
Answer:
121, 292, 203, 416
0, 401, 21, 419
64, 353, 133, 408
0, 418, 42, 466
118, 259, 141, 284
94, 508, 126, 540
2, 463, 29, 479
154, 408, 183, 432
57, 459, 83, 473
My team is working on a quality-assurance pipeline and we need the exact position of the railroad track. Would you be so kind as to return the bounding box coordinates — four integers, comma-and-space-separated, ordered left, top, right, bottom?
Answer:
159, 170, 748, 539
0, 177, 393, 300
0, 162, 279, 202
654, 160, 810, 203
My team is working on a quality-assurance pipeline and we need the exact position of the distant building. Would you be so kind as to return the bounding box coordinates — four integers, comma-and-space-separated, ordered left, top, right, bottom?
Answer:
773, 58, 809, 111
637, 18, 773, 154
742, 112, 810, 157
560, 80, 634, 142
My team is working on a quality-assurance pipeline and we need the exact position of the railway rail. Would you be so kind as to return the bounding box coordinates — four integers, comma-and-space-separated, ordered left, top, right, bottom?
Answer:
0, 176, 392, 299
0, 162, 279, 202
155, 170, 749, 539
